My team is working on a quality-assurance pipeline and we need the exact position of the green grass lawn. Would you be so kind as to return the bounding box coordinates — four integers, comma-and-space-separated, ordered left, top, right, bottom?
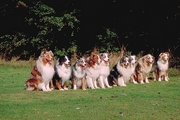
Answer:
0, 65, 180, 120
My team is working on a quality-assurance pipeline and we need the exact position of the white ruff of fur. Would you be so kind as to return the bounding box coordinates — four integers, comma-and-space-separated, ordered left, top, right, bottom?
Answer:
86, 64, 100, 89
36, 57, 55, 91
73, 65, 86, 79
116, 62, 134, 85
56, 64, 72, 85
138, 57, 153, 83
98, 61, 112, 88
157, 60, 168, 72
73, 64, 86, 89
130, 63, 137, 84
157, 59, 169, 81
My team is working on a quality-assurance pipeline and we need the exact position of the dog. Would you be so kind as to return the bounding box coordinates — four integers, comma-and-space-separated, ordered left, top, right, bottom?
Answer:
153, 52, 170, 81
70, 56, 87, 90
86, 52, 101, 89
128, 55, 138, 84
133, 54, 154, 84
108, 56, 135, 87
98, 53, 112, 88
25, 50, 55, 91
52, 55, 72, 91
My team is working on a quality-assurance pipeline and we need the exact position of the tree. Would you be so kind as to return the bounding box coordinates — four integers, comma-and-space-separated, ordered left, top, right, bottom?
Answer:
0, 0, 80, 60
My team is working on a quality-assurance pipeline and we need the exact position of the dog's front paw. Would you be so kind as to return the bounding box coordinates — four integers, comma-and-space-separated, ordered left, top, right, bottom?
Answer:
107, 86, 112, 88
64, 88, 68, 90
132, 80, 138, 84
59, 88, 64, 91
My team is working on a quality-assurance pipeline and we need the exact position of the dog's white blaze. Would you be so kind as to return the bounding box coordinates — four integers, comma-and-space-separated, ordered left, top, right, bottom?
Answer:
65, 56, 70, 64
131, 56, 136, 64
104, 53, 109, 62
125, 58, 129, 66
148, 55, 153, 63
163, 54, 169, 61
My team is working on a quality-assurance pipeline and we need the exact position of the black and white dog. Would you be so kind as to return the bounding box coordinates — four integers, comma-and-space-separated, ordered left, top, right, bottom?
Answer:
108, 55, 136, 86
52, 55, 72, 90
70, 57, 87, 90
98, 53, 112, 88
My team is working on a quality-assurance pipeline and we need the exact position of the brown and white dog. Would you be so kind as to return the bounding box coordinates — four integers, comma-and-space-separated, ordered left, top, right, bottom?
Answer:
108, 56, 132, 86
70, 57, 87, 90
86, 53, 101, 89
52, 55, 72, 91
25, 50, 55, 91
133, 54, 154, 84
98, 53, 112, 88
153, 52, 170, 81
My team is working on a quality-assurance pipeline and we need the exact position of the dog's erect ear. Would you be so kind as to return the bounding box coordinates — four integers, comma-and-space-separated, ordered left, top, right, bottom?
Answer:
76, 55, 80, 60
159, 53, 163, 58
49, 50, 54, 56
100, 53, 104, 57
40, 49, 47, 57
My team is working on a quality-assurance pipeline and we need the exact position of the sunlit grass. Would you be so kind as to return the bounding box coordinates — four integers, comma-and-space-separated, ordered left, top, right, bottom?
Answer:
0, 63, 180, 120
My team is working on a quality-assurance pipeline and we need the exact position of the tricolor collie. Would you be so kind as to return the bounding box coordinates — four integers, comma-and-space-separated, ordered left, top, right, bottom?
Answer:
86, 53, 101, 89
108, 55, 136, 87
133, 54, 154, 84
52, 55, 72, 90
98, 53, 112, 88
153, 52, 170, 81
70, 57, 87, 90
25, 50, 55, 91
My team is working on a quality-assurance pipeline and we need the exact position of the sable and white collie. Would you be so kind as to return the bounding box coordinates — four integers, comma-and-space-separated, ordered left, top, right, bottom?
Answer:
153, 52, 170, 81
108, 56, 136, 87
70, 57, 87, 90
98, 53, 112, 88
25, 50, 55, 91
133, 54, 154, 84
86, 53, 101, 89
52, 56, 72, 91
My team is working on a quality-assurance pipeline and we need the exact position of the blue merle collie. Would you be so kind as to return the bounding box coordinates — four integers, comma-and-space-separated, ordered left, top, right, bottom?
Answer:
70, 56, 87, 90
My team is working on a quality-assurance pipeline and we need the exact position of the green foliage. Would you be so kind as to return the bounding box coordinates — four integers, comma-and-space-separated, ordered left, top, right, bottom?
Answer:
0, 1, 80, 59
96, 28, 120, 52
25, 1, 80, 56
0, 32, 29, 60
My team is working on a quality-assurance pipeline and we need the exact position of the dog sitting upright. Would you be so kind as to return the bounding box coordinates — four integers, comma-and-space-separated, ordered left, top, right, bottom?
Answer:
153, 52, 170, 81
52, 55, 72, 91
108, 56, 131, 87
86, 52, 101, 89
25, 50, 55, 91
133, 54, 154, 84
98, 53, 112, 88
70, 56, 87, 90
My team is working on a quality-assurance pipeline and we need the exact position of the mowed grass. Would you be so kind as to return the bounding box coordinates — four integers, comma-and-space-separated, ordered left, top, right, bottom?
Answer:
0, 65, 180, 120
